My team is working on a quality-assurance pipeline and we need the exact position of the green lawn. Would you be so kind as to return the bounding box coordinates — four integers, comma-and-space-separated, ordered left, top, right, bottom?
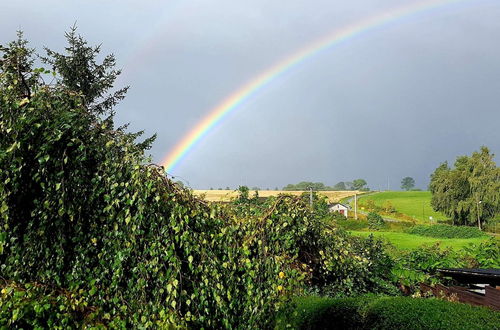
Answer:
350, 231, 489, 250
358, 191, 446, 223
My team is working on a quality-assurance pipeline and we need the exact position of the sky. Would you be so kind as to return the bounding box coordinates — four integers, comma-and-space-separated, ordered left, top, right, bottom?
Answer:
1, 0, 499, 190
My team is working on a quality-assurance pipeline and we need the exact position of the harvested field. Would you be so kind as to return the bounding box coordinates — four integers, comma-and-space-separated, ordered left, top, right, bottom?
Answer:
193, 190, 363, 203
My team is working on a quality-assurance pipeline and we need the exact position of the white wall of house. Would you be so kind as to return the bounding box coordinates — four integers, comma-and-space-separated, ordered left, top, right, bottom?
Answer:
329, 204, 349, 218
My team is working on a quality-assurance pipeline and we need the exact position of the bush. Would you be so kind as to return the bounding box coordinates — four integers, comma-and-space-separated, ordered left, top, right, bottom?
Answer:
275, 295, 377, 329
367, 212, 384, 230
365, 297, 500, 330
0, 281, 104, 328
277, 296, 500, 330
407, 224, 487, 239
392, 239, 500, 291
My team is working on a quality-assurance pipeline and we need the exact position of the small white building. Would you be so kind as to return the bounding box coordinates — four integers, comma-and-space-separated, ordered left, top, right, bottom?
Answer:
329, 203, 350, 217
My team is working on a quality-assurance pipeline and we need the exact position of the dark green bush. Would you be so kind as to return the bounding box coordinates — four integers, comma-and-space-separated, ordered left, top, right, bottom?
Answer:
407, 224, 487, 239
0, 280, 105, 328
367, 212, 384, 230
276, 295, 377, 329
278, 296, 500, 330
365, 297, 500, 330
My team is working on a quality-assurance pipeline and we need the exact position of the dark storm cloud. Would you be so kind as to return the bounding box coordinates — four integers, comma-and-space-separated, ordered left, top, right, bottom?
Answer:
2, 0, 499, 190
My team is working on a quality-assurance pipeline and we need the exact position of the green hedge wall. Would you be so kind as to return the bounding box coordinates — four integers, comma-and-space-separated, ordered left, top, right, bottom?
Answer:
278, 296, 500, 330
407, 224, 487, 239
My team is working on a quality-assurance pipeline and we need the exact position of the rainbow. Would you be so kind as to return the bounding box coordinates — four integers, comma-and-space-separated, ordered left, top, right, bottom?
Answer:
161, 0, 475, 173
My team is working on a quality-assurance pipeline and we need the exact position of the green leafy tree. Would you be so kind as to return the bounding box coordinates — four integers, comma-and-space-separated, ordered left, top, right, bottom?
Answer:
333, 182, 347, 190
429, 147, 500, 228
283, 181, 332, 191
352, 179, 368, 190
401, 177, 415, 191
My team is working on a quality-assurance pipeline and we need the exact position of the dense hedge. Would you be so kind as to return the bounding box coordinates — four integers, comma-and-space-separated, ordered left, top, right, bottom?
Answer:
365, 297, 500, 330
278, 296, 500, 330
407, 224, 487, 239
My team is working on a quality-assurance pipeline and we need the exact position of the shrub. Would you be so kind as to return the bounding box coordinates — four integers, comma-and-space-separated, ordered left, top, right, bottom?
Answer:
392, 239, 500, 291
0, 280, 105, 328
367, 212, 384, 230
407, 224, 487, 239
275, 295, 377, 329
277, 296, 500, 330
365, 297, 500, 330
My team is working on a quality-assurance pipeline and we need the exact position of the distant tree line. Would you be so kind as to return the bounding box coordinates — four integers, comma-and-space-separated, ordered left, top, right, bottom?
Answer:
283, 179, 369, 191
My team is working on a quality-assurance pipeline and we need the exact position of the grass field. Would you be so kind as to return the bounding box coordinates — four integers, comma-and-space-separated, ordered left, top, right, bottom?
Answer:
193, 190, 362, 203
350, 231, 490, 250
358, 191, 446, 223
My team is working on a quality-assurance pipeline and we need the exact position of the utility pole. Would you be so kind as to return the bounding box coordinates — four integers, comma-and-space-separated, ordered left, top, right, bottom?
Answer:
387, 177, 390, 191
477, 202, 481, 230
422, 202, 424, 222
309, 187, 313, 209
354, 193, 358, 220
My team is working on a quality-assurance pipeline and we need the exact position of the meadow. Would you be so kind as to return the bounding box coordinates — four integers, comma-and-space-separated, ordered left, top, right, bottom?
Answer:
194, 189, 362, 203
350, 231, 490, 250
358, 191, 446, 223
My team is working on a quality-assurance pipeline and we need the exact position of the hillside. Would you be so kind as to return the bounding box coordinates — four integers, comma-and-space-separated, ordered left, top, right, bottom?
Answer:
357, 191, 446, 223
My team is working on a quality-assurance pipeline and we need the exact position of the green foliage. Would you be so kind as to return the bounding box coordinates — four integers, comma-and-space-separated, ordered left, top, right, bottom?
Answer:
299, 191, 330, 218
283, 181, 332, 191
352, 179, 368, 191
392, 239, 500, 290
275, 295, 377, 329
461, 239, 500, 268
0, 31, 305, 327
41, 25, 129, 116
364, 297, 500, 330
400, 177, 415, 191
278, 295, 500, 330
408, 224, 487, 239
0, 281, 105, 328
227, 195, 397, 297
333, 181, 347, 190
0, 30, 402, 327
367, 212, 384, 230
283, 180, 369, 191
429, 147, 500, 228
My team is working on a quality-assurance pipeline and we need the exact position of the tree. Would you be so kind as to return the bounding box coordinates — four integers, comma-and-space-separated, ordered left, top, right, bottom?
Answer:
429, 147, 500, 228
401, 177, 415, 191
333, 182, 347, 191
352, 179, 368, 190
41, 26, 155, 151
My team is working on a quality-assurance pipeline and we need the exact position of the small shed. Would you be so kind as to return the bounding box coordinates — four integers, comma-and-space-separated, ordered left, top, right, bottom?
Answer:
329, 203, 350, 217
420, 268, 500, 310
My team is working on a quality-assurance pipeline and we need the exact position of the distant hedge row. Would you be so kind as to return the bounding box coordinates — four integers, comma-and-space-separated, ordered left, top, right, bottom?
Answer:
278, 295, 500, 330
407, 224, 487, 239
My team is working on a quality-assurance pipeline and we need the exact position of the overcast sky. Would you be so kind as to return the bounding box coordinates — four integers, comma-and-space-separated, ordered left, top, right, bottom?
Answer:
2, 0, 499, 190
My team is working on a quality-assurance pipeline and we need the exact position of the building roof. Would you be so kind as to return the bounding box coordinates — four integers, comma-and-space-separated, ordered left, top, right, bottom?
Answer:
437, 268, 500, 286
329, 203, 350, 209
